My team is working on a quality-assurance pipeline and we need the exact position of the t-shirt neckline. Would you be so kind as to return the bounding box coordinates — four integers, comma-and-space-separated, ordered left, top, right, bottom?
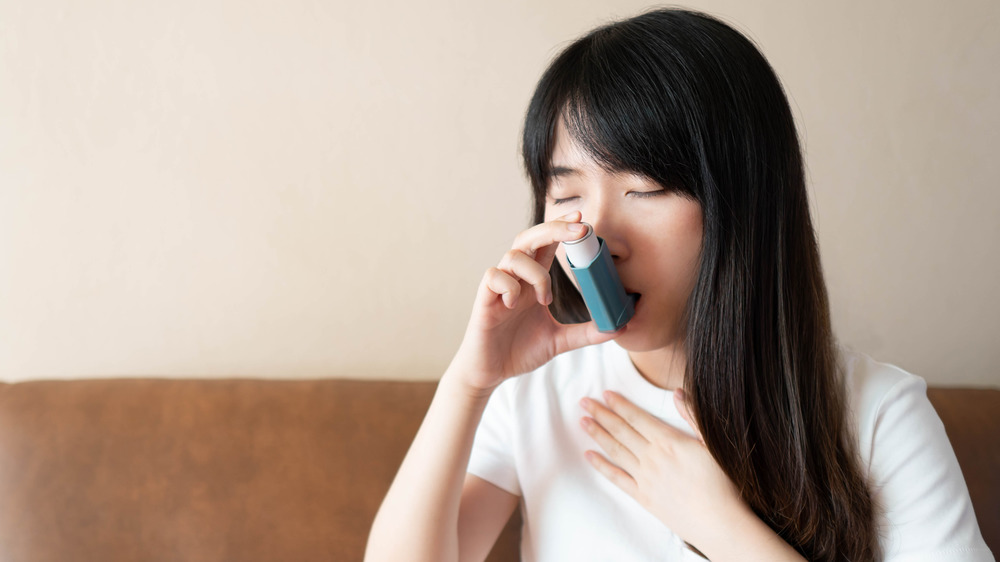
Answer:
604, 340, 686, 424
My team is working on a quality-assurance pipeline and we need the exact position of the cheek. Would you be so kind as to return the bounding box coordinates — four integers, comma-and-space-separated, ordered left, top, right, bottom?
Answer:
637, 209, 703, 302
657, 201, 703, 273
543, 203, 558, 223
661, 230, 703, 305
678, 209, 704, 282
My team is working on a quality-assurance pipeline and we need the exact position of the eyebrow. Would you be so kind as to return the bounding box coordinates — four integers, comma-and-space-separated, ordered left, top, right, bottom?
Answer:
548, 165, 582, 178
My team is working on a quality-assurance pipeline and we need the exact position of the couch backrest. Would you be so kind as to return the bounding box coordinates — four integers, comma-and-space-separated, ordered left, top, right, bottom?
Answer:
0, 380, 994, 561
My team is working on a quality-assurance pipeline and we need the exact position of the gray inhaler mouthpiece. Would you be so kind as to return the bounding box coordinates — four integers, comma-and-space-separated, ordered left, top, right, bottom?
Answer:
562, 223, 639, 333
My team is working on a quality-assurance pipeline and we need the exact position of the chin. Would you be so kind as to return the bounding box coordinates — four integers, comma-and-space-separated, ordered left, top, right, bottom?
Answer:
610, 323, 672, 352
607, 301, 685, 352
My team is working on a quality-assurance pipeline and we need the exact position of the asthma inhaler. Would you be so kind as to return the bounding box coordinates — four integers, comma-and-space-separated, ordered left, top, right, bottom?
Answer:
562, 223, 639, 333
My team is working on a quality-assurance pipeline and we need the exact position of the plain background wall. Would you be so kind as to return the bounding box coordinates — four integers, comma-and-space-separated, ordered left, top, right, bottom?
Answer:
1, 0, 997, 386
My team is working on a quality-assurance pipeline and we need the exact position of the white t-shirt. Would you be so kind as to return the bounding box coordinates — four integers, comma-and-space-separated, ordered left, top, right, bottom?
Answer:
467, 340, 994, 561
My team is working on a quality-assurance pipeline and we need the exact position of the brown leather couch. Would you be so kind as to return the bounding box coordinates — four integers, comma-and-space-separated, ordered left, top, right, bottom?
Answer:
0, 379, 995, 561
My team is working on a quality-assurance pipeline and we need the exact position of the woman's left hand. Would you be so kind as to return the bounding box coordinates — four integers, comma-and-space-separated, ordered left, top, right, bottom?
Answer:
579, 389, 752, 553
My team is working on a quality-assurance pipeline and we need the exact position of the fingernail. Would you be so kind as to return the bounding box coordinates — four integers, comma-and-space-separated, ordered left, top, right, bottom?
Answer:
602, 390, 613, 402
568, 223, 585, 232
579, 397, 590, 409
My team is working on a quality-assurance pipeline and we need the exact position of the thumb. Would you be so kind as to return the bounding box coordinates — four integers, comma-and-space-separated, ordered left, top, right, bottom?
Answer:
552, 320, 621, 356
673, 388, 704, 443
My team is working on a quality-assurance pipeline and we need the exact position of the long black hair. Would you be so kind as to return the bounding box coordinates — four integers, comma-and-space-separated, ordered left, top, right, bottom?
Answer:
521, 8, 880, 561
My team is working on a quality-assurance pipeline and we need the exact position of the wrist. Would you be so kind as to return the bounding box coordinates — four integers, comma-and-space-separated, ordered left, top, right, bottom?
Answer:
440, 364, 499, 401
697, 506, 804, 562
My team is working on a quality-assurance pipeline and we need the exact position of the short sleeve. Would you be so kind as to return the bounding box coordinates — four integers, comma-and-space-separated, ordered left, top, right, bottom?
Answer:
870, 374, 994, 561
466, 377, 521, 496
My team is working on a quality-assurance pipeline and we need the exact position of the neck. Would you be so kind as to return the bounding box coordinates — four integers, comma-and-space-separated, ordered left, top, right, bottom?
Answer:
627, 343, 687, 391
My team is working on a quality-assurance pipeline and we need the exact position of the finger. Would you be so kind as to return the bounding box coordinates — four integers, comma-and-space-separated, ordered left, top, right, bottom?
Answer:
511, 211, 586, 270
551, 320, 620, 356
581, 397, 648, 461
603, 390, 683, 443
580, 414, 640, 474
482, 267, 521, 309
673, 388, 704, 442
584, 450, 638, 498
497, 249, 552, 306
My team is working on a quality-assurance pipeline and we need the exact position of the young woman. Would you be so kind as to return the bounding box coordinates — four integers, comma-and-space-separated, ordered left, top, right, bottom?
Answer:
366, 8, 992, 562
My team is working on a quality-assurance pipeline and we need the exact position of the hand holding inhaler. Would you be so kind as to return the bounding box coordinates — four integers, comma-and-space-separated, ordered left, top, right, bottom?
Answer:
448, 212, 622, 395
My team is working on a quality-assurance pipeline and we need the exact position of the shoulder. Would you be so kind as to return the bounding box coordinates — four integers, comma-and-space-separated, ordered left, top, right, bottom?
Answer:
839, 346, 994, 560
839, 345, 930, 465
839, 345, 925, 410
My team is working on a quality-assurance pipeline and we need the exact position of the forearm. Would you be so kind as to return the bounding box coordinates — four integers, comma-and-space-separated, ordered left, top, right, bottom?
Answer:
364, 367, 493, 562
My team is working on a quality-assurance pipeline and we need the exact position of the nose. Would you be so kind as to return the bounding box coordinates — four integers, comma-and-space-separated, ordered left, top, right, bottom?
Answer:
581, 201, 629, 262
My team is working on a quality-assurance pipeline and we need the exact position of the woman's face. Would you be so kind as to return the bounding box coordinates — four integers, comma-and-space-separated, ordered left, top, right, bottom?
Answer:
544, 118, 704, 353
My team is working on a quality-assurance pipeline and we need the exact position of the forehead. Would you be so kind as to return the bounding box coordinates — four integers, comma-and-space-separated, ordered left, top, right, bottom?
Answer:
550, 117, 594, 169
549, 117, 650, 185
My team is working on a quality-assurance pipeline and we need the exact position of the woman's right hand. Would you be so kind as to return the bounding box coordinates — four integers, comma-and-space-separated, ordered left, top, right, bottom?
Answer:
447, 210, 620, 395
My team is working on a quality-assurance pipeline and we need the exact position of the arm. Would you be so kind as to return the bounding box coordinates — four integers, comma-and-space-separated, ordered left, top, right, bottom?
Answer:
868, 374, 993, 561
458, 475, 520, 562
364, 371, 499, 562
366, 211, 614, 562
697, 507, 805, 562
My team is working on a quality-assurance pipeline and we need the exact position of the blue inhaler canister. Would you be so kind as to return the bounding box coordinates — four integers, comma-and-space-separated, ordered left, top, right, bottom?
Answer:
562, 223, 639, 333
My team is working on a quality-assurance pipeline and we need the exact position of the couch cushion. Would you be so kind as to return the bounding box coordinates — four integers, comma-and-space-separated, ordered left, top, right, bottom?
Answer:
0, 378, 522, 562
927, 387, 999, 557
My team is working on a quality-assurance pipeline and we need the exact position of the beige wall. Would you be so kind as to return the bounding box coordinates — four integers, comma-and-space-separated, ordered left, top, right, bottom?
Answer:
1, 0, 997, 386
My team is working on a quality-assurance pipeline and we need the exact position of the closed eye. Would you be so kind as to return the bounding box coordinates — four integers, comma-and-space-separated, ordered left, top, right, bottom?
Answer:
628, 189, 668, 199
550, 196, 579, 205
551, 190, 667, 205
